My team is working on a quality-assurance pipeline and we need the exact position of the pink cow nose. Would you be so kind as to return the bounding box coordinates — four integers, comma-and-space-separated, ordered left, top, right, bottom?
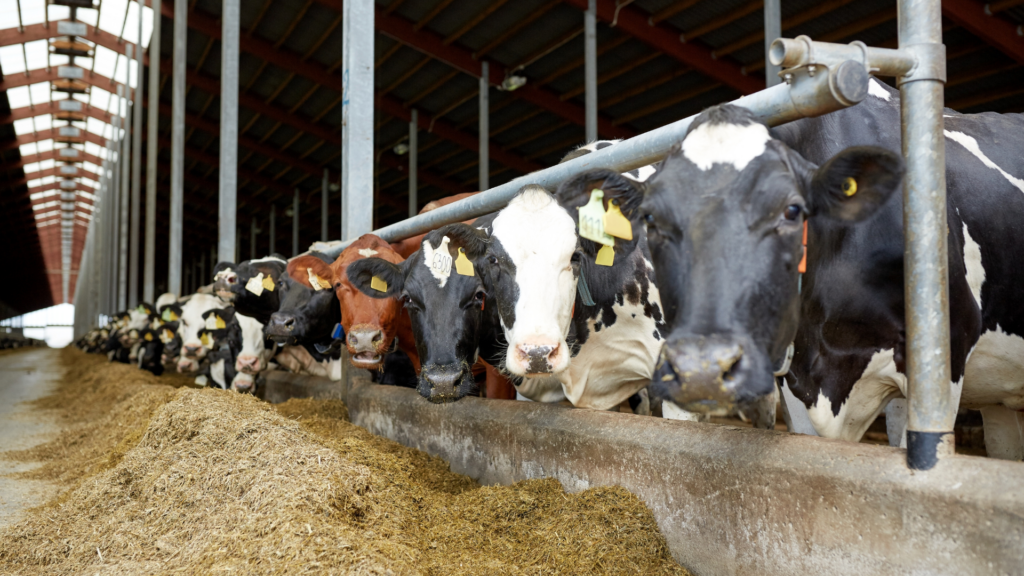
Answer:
236, 355, 260, 374
183, 344, 201, 357
516, 342, 560, 374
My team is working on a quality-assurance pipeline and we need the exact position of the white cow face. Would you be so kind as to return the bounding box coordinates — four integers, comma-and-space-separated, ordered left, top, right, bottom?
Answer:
234, 313, 268, 375
486, 186, 578, 377
176, 294, 225, 372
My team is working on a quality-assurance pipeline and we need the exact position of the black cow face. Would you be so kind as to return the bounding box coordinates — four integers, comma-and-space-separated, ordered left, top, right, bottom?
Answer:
137, 328, 165, 376
641, 104, 903, 413
224, 257, 289, 324
348, 224, 495, 403
265, 270, 341, 346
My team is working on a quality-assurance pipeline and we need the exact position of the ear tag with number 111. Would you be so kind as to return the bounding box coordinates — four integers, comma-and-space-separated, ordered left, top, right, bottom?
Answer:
578, 189, 615, 247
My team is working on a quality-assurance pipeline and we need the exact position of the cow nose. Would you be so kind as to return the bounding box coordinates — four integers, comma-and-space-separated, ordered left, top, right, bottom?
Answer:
516, 343, 560, 374
347, 329, 382, 351
183, 344, 201, 356
659, 335, 747, 413
423, 369, 464, 403
267, 314, 295, 333
236, 355, 260, 374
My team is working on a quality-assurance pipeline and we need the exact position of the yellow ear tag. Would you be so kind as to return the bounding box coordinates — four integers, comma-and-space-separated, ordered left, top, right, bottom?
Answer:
455, 247, 475, 276
842, 177, 857, 197
370, 276, 388, 292
245, 273, 265, 296
262, 274, 276, 292
144, 332, 153, 342
215, 315, 226, 330
161, 329, 174, 343
201, 333, 213, 347
595, 244, 615, 267
307, 267, 328, 291
578, 189, 615, 246
603, 200, 633, 240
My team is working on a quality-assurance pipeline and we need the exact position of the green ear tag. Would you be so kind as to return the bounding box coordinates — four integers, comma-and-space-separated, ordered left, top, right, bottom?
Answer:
578, 189, 615, 246
370, 276, 388, 292
603, 199, 633, 240
455, 248, 475, 276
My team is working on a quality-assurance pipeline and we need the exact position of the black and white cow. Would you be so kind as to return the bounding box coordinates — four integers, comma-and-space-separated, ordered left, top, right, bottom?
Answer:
213, 256, 289, 325
769, 80, 1024, 459
175, 293, 228, 373
636, 103, 902, 423
136, 327, 165, 376
347, 222, 504, 402
196, 307, 269, 393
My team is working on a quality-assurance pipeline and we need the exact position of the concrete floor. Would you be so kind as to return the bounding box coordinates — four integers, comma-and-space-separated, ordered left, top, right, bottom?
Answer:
0, 348, 61, 527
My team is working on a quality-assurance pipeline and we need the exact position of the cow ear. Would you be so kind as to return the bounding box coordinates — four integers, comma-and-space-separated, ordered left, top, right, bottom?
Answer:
807, 146, 904, 222
555, 168, 646, 218
287, 255, 335, 288
439, 223, 489, 259
219, 306, 237, 325
346, 258, 404, 299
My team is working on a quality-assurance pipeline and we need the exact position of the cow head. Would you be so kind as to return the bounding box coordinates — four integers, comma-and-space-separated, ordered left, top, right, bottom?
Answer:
234, 313, 269, 375
137, 328, 165, 376
175, 294, 226, 372
212, 261, 238, 300
265, 256, 340, 346
222, 256, 288, 324
158, 320, 181, 364
292, 236, 408, 371
484, 186, 578, 377
640, 104, 903, 414
349, 224, 491, 403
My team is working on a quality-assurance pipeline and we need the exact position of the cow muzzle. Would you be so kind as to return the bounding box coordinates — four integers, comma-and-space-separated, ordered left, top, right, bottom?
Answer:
419, 363, 470, 404
232, 373, 256, 394
235, 354, 261, 374
509, 337, 567, 376
347, 325, 385, 367
177, 358, 199, 373
652, 334, 767, 414
265, 313, 298, 344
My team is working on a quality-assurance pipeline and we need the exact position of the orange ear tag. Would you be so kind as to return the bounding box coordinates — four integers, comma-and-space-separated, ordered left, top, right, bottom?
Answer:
798, 221, 808, 274
480, 294, 485, 311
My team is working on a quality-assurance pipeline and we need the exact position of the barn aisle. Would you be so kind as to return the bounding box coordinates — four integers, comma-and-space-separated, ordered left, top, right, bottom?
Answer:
0, 348, 60, 527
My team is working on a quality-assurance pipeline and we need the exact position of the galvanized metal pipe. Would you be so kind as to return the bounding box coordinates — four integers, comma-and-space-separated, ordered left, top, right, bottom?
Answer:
311, 74, 869, 258
292, 189, 300, 257
764, 0, 781, 87
340, 0, 374, 241
169, 0, 187, 295
770, 37, 915, 78
479, 61, 489, 191
118, 64, 131, 311
584, 0, 597, 142
144, 0, 161, 303
898, 0, 952, 471
219, 0, 239, 264
321, 168, 329, 241
130, 27, 144, 308
409, 109, 418, 218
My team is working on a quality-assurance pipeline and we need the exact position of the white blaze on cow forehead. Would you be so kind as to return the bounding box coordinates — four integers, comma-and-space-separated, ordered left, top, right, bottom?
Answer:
422, 235, 453, 288
357, 248, 379, 258
868, 78, 892, 101
962, 222, 986, 308
248, 256, 287, 265
945, 129, 1024, 193
236, 313, 267, 360
682, 121, 771, 172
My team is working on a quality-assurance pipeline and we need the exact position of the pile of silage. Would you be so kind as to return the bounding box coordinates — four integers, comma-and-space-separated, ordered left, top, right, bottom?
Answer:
0, 348, 689, 575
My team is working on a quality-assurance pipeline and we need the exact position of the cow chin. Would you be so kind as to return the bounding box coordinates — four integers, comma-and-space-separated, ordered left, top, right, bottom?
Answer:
177, 358, 199, 373
650, 335, 774, 414
417, 362, 475, 404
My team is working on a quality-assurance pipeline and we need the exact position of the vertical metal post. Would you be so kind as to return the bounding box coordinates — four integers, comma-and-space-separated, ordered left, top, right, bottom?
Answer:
198, 252, 205, 288
479, 61, 489, 191
900, 0, 951, 471
292, 189, 300, 256
409, 109, 418, 217
118, 56, 132, 311
340, 0, 374, 241
250, 218, 257, 259
584, 0, 597, 142
764, 0, 781, 87
321, 168, 329, 241
269, 204, 276, 254
219, 0, 239, 264
169, 0, 187, 295
144, 0, 161, 303
130, 24, 143, 307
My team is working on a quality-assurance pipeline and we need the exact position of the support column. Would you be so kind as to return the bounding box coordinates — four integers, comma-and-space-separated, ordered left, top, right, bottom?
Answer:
269, 204, 276, 255
764, 0, 781, 86
169, 0, 187, 295
409, 109, 418, 217
321, 168, 329, 241
130, 22, 143, 307
584, 0, 597, 142
479, 61, 489, 191
144, 0, 161, 303
292, 189, 300, 256
340, 0, 374, 241
900, 0, 951, 471
219, 0, 239, 264
118, 60, 132, 311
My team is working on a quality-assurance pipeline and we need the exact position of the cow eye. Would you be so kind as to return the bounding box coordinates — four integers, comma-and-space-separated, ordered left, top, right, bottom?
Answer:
474, 290, 486, 301
644, 214, 655, 225
783, 204, 802, 221
487, 255, 498, 266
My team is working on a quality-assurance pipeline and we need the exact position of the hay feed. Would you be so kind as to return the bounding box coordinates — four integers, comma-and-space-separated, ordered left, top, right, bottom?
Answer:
0, 348, 689, 575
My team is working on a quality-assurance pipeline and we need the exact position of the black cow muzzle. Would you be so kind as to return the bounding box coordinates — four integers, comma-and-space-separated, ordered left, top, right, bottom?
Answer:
653, 334, 766, 414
